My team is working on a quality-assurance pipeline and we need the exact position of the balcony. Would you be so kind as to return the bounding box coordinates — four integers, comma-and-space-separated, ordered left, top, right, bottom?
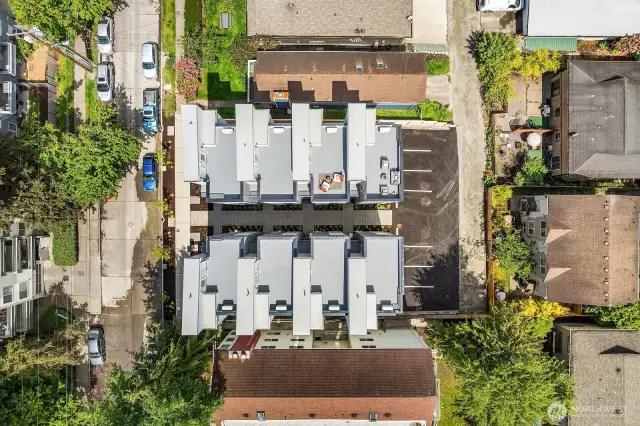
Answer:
0, 43, 16, 76
0, 81, 16, 114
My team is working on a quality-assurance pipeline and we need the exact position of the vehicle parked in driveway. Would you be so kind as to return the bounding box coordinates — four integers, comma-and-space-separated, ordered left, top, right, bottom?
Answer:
141, 42, 158, 79
97, 17, 114, 55
87, 325, 106, 367
142, 88, 159, 132
142, 154, 158, 191
477, 0, 524, 12
96, 63, 115, 102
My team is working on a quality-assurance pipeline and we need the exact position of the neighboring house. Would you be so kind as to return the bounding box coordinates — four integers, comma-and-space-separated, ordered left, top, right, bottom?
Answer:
550, 60, 640, 179
0, 14, 18, 135
251, 51, 427, 105
246, 0, 412, 47
181, 103, 403, 204
518, 194, 639, 306
214, 329, 439, 425
0, 222, 46, 338
181, 231, 404, 337
551, 323, 640, 426
520, 0, 640, 51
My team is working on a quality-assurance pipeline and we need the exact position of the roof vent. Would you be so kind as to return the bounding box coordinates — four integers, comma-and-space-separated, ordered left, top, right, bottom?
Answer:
604, 241, 609, 246
604, 292, 609, 296
604, 205, 609, 209
221, 127, 234, 134
604, 268, 609, 273
288, 2, 294, 8
604, 228, 609, 233
604, 280, 609, 285
604, 217, 609, 221
604, 256, 609, 260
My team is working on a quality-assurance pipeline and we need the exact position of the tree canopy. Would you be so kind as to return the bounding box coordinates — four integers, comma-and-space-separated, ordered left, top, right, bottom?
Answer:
427, 306, 574, 425
492, 227, 535, 279
9, 0, 116, 42
515, 156, 548, 186
586, 303, 640, 330
93, 320, 222, 426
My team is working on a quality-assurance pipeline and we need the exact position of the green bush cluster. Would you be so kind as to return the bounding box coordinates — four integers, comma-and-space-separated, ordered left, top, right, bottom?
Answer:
426, 57, 450, 75
52, 226, 77, 266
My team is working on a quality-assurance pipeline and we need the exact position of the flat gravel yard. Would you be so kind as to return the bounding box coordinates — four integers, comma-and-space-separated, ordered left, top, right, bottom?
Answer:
394, 128, 460, 312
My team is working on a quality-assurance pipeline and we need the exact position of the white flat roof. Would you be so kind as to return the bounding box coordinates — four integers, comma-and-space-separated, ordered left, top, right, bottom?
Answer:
347, 104, 367, 181
235, 104, 255, 182
525, 0, 640, 37
347, 256, 368, 336
181, 105, 200, 182
292, 104, 311, 181
236, 257, 256, 335
292, 257, 312, 335
182, 257, 203, 335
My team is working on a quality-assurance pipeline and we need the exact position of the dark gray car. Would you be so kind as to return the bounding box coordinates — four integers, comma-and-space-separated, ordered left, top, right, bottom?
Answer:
87, 325, 106, 366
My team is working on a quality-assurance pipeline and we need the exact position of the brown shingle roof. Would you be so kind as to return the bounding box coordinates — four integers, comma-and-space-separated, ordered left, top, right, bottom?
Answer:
214, 348, 437, 422
217, 348, 436, 397
253, 51, 427, 103
546, 195, 639, 305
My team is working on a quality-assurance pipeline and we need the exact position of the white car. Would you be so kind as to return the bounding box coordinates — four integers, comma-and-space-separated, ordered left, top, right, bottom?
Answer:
97, 17, 114, 55
96, 63, 115, 102
477, 0, 524, 12
141, 42, 158, 79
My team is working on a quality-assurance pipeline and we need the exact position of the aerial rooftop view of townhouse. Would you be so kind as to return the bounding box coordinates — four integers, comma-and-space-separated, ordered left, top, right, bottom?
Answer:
182, 103, 403, 204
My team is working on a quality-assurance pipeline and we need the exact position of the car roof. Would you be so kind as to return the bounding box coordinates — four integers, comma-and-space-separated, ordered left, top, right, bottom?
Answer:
141, 43, 154, 57
97, 22, 109, 36
97, 64, 108, 78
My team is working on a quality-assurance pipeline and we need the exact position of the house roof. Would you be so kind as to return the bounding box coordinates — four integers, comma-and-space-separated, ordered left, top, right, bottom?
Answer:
559, 326, 640, 426
253, 51, 427, 103
566, 60, 640, 178
217, 348, 435, 397
215, 348, 437, 421
524, 0, 640, 37
246, 0, 412, 38
545, 195, 639, 306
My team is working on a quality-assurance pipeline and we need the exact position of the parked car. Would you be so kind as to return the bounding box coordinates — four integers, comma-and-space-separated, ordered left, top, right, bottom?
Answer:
87, 325, 106, 367
97, 17, 114, 55
96, 63, 115, 102
477, 0, 524, 12
141, 42, 158, 79
142, 88, 159, 132
142, 154, 157, 191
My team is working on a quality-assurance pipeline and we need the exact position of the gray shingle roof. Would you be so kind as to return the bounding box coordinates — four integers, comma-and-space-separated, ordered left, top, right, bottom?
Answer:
247, 0, 412, 38
567, 60, 640, 178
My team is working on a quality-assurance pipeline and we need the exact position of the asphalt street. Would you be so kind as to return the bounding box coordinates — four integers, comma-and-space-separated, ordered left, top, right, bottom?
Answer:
99, 0, 162, 372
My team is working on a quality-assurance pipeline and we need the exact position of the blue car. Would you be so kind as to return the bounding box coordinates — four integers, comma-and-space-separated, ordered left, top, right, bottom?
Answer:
142, 154, 157, 191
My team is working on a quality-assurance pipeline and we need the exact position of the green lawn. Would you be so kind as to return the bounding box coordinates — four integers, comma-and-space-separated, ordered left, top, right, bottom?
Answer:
427, 57, 450, 76
323, 109, 347, 120
376, 100, 452, 121
54, 56, 75, 131
438, 362, 467, 426
84, 73, 99, 120
162, 0, 176, 56
198, 0, 247, 100
52, 226, 78, 266
184, 0, 203, 32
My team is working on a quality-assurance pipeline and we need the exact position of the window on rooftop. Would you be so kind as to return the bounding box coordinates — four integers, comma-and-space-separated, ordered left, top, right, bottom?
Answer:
355, 62, 363, 72
257, 412, 266, 421
369, 412, 378, 422
376, 60, 384, 69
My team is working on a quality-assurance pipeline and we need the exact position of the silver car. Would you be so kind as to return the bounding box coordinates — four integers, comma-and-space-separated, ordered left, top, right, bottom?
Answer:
477, 0, 524, 12
87, 325, 106, 367
141, 42, 158, 79
96, 63, 114, 102
97, 17, 114, 55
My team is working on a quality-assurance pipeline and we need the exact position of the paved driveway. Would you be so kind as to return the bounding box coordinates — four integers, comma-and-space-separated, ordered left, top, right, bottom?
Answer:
100, 0, 162, 371
394, 128, 460, 312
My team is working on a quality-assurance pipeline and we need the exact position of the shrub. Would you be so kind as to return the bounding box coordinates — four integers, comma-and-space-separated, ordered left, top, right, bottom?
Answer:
502, 296, 570, 317
175, 57, 201, 101
598, 40, 610, 51
586, 303, 640, 330
474, 32, 520, 110
491, 185, 512, 208
228, 37, 278, 72
184, 0, 202, 33
616, 34, 640, 54
516, 48, 562, 80
152, 245, 172, 262
515, 156, 548, 186
419, 100, 453, 121
492, 227, 535, 279
52, 226, 78, 266
426, 57, 450, 75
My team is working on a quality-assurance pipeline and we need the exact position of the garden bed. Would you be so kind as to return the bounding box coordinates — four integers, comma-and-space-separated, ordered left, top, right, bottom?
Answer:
313, 225, 343, 232
313, 204, 344, 211
353, 225, 393, 232
54, 55, 75, 131
273, 204, 303, 211
354, 203, 392, 210
376, 100, 452, 121
221, 204, 263, 211
273, 225, 303, 232
222, 225, 263, 233
52, 226, 78, 266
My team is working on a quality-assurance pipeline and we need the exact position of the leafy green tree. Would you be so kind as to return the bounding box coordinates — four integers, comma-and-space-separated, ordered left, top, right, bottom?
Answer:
9, 0, 116, 42
180, 28, 223, 68
492, 227, 535, 279
586, 303, 640, 330
474, 32, 521, 110
516, 48, 562, 80
0, 373, 96, 425
515, 156, 548, 186
94, 320, 222, 426
491, 185, 512, 208
427, 306, 574, 426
